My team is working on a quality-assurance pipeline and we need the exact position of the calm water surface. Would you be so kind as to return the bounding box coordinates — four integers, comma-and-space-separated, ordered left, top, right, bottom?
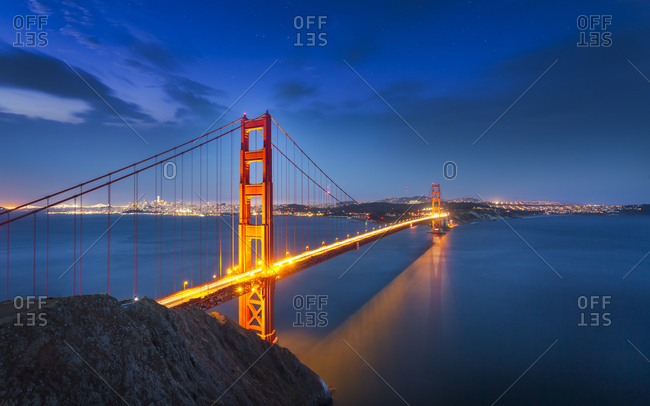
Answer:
4, 213, 650, 404
221, 215, 650, 405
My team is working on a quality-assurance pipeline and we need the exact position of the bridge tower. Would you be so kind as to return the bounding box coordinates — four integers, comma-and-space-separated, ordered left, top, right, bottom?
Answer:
432, 183, 442, 232
238, 112, 276, 342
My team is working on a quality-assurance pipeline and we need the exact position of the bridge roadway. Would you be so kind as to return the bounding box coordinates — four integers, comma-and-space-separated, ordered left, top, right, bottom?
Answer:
156, 214, 446, 310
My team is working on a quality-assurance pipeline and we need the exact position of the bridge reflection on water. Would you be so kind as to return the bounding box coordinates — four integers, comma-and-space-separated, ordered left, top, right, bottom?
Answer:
273, 216, 650, 405
289, 239, 446, 405
259, 230, 448, 405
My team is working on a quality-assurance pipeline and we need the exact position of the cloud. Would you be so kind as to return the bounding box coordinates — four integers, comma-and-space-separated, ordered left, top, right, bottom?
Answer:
0, 45, 154, 123
274, 81, 317, 101
168, 77, 224, 98
0, 87, 91, 124
27, 0, 49, 14
167, 87, 224, 119
129, 38, 180, 70
154, 76, 226, 120
338, 35, 381, 65
21, 1, 212, 123
58, 0, 94, 26
111, 32, 221, 120
378, 80, 426, 101
114, 29, 198, 72
116, 49, 227, 121
60, 25, 102, 49
28, 0, 101, 48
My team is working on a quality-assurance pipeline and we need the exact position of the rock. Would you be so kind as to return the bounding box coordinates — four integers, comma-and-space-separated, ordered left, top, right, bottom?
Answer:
0, 294, 332, 405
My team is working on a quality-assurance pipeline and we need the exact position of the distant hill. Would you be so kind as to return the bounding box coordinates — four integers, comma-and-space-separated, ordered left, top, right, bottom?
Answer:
377, 196, 480, 204
620, 204, 650, 215
378, 196, 428, 204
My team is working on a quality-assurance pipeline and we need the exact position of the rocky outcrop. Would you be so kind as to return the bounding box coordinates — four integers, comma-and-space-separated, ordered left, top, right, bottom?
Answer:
0, 295, 332, 406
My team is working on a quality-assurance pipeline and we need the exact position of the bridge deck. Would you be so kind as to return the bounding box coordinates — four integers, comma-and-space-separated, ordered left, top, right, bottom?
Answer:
156, 214, 445, 309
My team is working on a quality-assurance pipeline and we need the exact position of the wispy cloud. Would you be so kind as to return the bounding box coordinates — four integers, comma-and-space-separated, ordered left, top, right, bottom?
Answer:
274, 81, 317, 101
0, 46, 154, 124
0, 87, 91, 124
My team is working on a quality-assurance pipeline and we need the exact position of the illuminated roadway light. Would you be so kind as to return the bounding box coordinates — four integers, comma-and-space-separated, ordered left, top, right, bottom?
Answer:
157, 215, 440, 308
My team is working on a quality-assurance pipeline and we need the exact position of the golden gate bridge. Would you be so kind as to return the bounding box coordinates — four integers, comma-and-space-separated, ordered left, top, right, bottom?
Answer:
0, 112, 448, 342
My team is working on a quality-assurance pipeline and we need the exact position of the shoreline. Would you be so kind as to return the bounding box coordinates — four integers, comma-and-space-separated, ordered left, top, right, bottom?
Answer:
450, 211, 649, 229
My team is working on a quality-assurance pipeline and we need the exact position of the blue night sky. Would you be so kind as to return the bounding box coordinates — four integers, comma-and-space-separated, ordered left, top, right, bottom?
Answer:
0, 0, 649, 205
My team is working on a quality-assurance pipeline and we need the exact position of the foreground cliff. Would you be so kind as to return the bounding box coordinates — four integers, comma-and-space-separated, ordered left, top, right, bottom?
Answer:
0, 295, 332, 405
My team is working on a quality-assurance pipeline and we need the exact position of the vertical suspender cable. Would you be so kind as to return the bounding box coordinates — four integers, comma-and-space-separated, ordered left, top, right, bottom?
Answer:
191, 150, 194, 286
135, 172, 139, 296
174, 151, 177, 292
32, 213, 36, 296
199, 145, 202, 285
73, 197, 76, 295
300, 153, 303, 250
79, 186, 83, 294
46, 199, 49, 297
160, 159, 163, 294
218, 137, 222, 278
291, 142, 294, 254
5, 213, 8, 300
231, 130, 234, 272
133, 166, 136, 298
181, 154, 184, 287
107, 174, 111, 296
206, 143, 209, 283
155, 157, 158, 297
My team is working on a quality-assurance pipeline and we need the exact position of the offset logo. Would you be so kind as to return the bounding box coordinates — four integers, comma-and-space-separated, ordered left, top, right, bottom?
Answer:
293, 294, 328, 327
163, 161, 177, 180
577, 15, 612, 47
13, 15, 48, 47
443, 161, 457, 180
293, 15, 328, 47
13, 296, 48, 327
577, 295, 611, 327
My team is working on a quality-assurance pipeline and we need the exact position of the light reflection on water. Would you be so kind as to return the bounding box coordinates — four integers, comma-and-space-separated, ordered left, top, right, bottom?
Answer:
8, 212, 650, 403
271, 216, 650, 405
277, 236, 449, 405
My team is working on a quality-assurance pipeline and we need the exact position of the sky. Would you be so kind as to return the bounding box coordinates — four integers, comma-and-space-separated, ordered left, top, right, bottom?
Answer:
0, 0, 649, 205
